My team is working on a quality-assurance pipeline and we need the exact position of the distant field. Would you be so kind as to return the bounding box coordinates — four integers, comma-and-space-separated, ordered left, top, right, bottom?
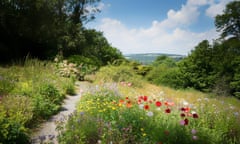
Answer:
124, 53, 185, 64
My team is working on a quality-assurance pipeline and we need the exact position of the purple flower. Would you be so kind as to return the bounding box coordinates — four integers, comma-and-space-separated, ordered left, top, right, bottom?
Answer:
191, 129, 197, 135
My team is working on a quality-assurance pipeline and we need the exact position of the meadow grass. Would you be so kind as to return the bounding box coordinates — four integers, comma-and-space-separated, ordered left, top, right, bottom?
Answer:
58, 76, 240, 144
0, 58, 76, 143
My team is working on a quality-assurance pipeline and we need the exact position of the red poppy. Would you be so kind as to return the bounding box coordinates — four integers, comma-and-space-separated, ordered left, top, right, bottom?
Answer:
144, 104, 150, 110
184, 107, 190, 113
180, 113, 186, 117
155, 101, 162, 107
143, 96, 148, 102
193, 113, 199, 118
180, 107, 185, 111
184, 118, 189, 125
165, 108, 171, 113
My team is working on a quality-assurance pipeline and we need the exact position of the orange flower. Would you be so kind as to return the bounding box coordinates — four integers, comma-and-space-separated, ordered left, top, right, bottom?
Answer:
144, 104, 150, 110
119, 99, 125, 104
126, 101, 132, 108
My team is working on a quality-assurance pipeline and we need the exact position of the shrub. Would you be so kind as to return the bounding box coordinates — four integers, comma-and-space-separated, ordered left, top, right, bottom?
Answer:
146, 65, 184, 89
39, 84, 63, 105
0, 69, 16, 95
0, 95, 33, 143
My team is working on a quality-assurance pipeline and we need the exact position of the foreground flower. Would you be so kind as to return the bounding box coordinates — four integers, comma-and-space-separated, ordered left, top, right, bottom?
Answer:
180, 118, 189, 126
193, 113, 199, 118
192, 135, 198, 140
144, 104, 150, 110
147, 111, 154, 117
191, 129, 197, 135
155, 101, 162, 107
165, 108, 171, 113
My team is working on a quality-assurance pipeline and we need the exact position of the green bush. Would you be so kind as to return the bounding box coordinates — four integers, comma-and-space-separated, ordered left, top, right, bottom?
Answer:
39, 84, 63, 105
0, 70, 16, 95
31, 84, 64, 119
0, 95, 33, 143
146, 65, 184, 89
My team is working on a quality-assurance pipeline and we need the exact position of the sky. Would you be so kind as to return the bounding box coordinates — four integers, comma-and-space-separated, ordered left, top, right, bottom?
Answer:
86, 0, 235, 55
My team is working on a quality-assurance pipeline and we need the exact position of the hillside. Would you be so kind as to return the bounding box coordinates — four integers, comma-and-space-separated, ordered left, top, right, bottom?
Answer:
124, 53, 185, 64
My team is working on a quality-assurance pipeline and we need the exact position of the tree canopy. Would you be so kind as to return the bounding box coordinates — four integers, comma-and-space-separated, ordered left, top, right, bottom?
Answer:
0, 0, 123, 65
215, 1, 240, 39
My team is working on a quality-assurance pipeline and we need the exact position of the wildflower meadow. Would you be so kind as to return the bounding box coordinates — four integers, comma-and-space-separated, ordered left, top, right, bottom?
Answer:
57, 80, 240, 144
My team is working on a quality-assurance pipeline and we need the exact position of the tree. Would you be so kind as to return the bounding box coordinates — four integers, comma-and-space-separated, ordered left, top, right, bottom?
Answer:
178, 40, 215, 91
215, 1, 240, 39
0, 0, 101, 62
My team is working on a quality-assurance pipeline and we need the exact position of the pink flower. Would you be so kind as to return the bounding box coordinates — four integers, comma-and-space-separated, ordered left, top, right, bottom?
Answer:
180, 120, 184, 125
191, 129, 197, 135
192, 135, 198, 140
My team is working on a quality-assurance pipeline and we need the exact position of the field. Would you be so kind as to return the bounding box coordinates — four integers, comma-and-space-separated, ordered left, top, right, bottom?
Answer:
57, 64, 240, 144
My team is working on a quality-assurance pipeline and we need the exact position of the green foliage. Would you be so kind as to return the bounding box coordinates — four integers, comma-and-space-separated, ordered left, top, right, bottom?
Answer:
147, 65, 184, 89
63, 79, 77, 95
0, 59, 76, 142
146, 56, 183, 89
0, 96, 33, 143
177, 38, 240, 97
0, 70, 16, 95
1, 0, 121, 65
39, 84, 63, 105
215, 1, 240, 39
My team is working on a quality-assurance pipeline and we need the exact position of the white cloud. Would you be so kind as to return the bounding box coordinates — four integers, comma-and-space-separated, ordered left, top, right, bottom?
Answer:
206, 0, 235, 18
97, 18, 219, 55
92, 0, 233, 55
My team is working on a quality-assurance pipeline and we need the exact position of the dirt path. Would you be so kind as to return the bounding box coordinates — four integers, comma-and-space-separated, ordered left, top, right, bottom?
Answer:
30, 81, 93, 144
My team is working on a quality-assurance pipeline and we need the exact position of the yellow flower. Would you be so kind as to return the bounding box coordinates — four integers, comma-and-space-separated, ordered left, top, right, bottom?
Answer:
142, 133, 147, 136
140, 128, 144, 131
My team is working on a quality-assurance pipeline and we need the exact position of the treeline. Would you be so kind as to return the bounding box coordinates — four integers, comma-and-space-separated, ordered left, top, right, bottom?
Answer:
0, 0, 123, 65
146, 1, 240, 98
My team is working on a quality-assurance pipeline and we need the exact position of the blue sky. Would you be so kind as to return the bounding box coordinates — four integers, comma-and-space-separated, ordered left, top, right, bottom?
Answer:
87, 0, 235, 55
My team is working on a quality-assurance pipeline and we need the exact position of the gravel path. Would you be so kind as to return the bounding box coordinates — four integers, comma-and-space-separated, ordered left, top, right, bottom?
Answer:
30, 81, 93, 144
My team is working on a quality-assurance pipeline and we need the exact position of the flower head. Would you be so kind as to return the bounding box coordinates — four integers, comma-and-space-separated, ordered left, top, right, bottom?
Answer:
165, 108, 171, 113
191, 129, 197, 135
147, 111, 154, 117
144, 104, 150, 110
155, 101, 162, 107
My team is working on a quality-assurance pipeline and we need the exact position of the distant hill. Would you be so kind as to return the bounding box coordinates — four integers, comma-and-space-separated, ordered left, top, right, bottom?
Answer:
124, 53, 185, 64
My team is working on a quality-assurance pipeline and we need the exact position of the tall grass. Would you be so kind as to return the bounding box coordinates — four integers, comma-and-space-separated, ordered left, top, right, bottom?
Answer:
0, 58, 76, 143
58, 65, 240, 144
